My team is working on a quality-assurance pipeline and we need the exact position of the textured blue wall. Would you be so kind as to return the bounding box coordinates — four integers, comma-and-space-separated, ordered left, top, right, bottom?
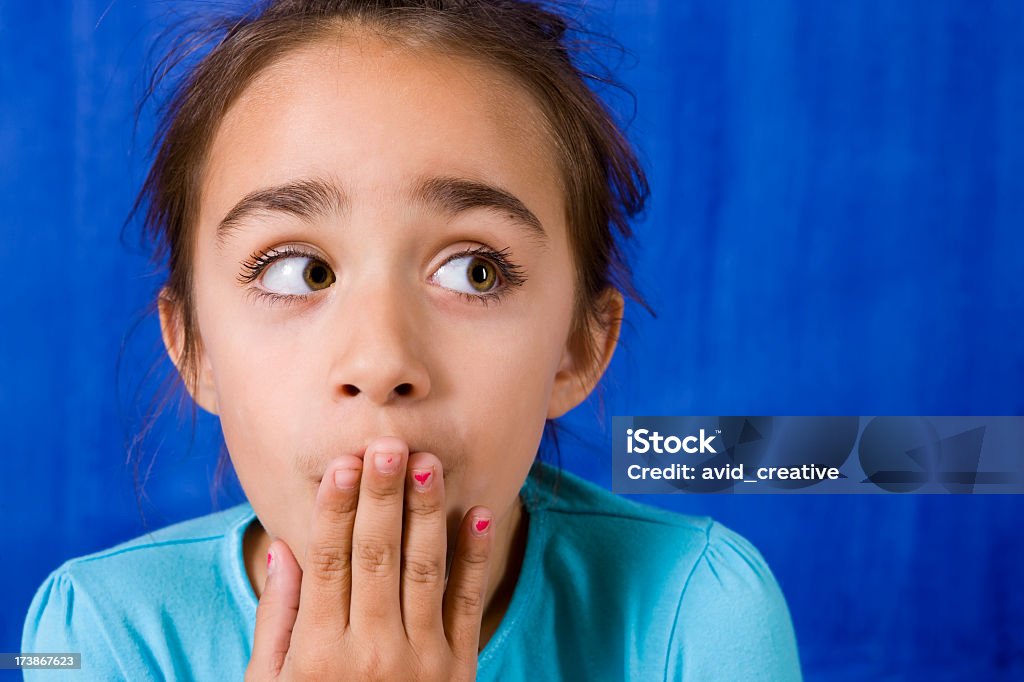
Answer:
2, 1, 1022, 679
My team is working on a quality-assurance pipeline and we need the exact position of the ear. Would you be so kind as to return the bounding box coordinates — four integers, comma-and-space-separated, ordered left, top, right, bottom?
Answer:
158, 288, 220, 415
547, 287, 624, 419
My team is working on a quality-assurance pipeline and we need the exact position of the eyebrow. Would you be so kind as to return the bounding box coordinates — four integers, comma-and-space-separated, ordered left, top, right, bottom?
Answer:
216, 178, 345, 247
215, 175, 547, 245
411, 175, 547, 243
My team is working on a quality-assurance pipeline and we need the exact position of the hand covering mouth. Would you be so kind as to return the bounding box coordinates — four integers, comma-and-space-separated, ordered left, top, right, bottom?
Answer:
308, 436, 454, 483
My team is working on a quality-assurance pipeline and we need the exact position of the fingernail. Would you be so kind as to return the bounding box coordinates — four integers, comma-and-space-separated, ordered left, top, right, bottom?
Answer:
412, 467, 433, 490
334, 468, 360, 490
374, 451, 399, 475
472, 516, 491, 536
267, 551, 275, 578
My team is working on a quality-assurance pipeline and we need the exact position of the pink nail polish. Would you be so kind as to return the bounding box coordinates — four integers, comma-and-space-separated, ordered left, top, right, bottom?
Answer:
412, 469, 432, 489
374, 451, 400, 475
473, 518, 491, 535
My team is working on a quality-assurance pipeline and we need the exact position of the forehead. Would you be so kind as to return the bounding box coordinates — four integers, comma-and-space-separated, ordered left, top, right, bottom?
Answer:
200, 29, 565, 230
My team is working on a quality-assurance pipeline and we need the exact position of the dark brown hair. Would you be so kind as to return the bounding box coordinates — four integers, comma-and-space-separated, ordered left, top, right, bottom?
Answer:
132, 0, 649, 500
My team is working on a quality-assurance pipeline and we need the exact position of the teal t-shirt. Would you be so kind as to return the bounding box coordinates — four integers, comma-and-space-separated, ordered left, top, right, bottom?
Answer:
23, 463, 802, 680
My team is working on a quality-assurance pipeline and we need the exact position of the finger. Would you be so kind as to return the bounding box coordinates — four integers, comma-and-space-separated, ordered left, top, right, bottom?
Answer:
247, 539, 301, 680
294, 454, 362, 635
349, 436, 408, 629
400, 452, 447, 640
443, 506, 493, 663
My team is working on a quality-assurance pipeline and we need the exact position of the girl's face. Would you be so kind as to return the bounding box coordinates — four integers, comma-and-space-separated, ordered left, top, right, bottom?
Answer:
163, 32, 616, 562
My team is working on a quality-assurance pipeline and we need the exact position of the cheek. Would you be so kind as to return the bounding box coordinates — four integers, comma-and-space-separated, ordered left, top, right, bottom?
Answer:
214, 349, 314, 505
203, 329, 319, 555
191, 267, 316, 510
444, 304, 570, 506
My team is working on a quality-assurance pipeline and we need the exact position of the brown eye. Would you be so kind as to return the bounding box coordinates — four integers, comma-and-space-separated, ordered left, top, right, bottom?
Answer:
432, 252, 507, 298
467, 256, 496, 292
303, 259, 335, 290
259, 254, 335, 296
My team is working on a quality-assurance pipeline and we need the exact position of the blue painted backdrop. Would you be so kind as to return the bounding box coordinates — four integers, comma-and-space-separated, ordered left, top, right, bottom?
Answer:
2, 1, 1022, 680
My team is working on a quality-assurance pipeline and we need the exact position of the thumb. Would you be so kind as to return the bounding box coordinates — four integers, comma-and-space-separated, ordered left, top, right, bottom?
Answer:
247, 539, 301, 680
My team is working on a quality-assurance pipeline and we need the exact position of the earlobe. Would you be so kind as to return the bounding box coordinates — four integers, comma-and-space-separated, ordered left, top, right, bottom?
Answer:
157, 289, 220, 415
547, 288, 624, 419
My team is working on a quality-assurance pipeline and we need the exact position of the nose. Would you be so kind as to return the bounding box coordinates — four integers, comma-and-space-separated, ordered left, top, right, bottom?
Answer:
327, 277, 432, 405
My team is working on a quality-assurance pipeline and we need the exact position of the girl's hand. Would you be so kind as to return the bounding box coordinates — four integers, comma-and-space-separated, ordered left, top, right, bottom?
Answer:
246, 437, 494, 681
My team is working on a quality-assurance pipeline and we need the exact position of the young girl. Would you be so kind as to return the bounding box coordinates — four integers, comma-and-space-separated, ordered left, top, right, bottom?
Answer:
23, 1, 801, 679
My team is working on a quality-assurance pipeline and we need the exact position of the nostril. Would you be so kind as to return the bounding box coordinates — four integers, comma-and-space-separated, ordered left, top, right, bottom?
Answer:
341, 384, 360, 397
394, 383, 413, 397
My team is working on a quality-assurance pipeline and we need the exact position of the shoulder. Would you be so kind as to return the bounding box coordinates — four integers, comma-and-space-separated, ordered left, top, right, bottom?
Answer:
524, 462, 719, 570
523, 463, 802, 680
21, 504, 256, 679
525, 463, 790, 594
33, 503, 252, 600
665, 519, 804, 680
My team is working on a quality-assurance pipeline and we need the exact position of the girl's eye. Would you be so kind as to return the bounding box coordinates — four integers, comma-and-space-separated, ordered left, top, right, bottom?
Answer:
261, 255, 336, 295
433, 254, 499, 295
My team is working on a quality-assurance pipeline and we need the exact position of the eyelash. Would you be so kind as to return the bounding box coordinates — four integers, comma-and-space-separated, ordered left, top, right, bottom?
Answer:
446, 246, 527, 306
237, 246, 314, 308
236, 245, 527, 307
